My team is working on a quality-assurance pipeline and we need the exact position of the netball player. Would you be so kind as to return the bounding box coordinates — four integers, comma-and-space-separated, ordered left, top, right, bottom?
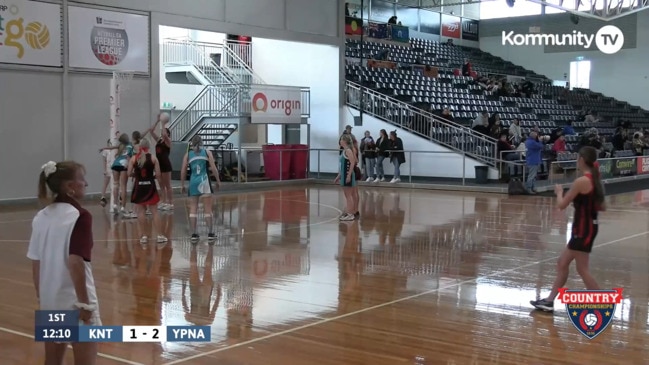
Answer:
530, 146, 604, 312
335, 133, 357, 221
128, 138, 168, 244
100, 133, 136, 218
180, 136, 221, 242
148, 115, 173, 211
99, 139, 111, 207
28, 161, 100, 365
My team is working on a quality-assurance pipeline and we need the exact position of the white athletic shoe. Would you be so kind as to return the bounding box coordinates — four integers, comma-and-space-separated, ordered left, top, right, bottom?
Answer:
365, 177, 372, 182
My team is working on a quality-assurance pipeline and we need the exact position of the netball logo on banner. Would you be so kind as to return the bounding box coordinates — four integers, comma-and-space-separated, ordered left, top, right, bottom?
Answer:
0, 0, 62, 67
67, 6, 149, 73
557, 288, 623, 339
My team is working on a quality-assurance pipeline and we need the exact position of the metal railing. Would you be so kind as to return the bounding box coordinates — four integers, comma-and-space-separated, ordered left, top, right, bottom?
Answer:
185, 147, 503, 186
169, 85, 245, 141
222, 40, 264, 85
162, 38, 238, 85
344, 81, 498, 166
163, 38, 264, 85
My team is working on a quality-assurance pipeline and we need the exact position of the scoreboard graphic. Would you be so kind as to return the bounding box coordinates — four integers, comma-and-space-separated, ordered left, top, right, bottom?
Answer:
35, 311, 210, 343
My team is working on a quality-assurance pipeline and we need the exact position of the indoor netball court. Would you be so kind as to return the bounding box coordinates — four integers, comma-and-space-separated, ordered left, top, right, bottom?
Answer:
1, 186, 648, 365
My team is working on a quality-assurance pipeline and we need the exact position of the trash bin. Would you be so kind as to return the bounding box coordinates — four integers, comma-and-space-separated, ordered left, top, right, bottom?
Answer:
290, 144, 309, 179
262, 144, 291, 180
474, 165, 489, 184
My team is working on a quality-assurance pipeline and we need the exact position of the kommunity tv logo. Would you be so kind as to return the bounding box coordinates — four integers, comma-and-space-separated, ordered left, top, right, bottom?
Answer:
501, 25, 624, 54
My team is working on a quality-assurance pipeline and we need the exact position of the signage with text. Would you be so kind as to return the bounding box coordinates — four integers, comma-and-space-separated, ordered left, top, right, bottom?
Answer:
68, 6, 149, 73
0, 0, 62, 66
598, 159, 613, 179
461, 18, 479, 41
614, 158, 636, 177
250, 86, 302, 124
441, 14, 461, 39
637, 156, 649, 175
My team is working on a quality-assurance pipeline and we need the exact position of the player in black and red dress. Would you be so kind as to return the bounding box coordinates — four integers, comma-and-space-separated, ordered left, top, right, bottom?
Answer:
128, 138, 168, 244
149, 117, 173, 211
531, 146, 604, 312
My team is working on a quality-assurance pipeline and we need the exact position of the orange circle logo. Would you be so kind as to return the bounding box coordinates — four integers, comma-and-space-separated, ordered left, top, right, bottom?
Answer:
252, 92, 268, 112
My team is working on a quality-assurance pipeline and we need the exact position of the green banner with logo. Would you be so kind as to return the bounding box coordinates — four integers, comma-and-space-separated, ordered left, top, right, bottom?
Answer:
598, 159, 613, 178
614, 158, 636, 177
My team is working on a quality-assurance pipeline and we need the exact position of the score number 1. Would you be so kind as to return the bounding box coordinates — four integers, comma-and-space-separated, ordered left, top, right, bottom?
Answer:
122, 326, 166, 342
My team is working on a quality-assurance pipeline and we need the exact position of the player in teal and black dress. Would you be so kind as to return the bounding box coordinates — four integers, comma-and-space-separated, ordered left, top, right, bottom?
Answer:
100, 133, 136, 218
181, 136, 221, 243
334, 133, 358, 221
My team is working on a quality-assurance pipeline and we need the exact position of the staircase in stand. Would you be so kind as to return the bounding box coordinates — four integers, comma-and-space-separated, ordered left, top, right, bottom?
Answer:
163, 37, 311, 149
345, 81, 497, 166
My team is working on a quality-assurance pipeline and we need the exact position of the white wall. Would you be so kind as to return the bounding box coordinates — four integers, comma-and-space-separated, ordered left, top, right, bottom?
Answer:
158, 26, 227, 110
251, 37, 342, 171
343, 107, 497, 179
479, 12, 649, 109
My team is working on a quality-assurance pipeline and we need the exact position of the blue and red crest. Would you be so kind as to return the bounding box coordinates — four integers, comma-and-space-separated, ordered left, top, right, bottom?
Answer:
558, 288, 623, 339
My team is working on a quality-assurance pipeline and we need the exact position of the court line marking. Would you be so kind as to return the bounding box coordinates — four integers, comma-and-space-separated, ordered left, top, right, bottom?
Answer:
0, 326, 145, 365
162, 230, 649, 365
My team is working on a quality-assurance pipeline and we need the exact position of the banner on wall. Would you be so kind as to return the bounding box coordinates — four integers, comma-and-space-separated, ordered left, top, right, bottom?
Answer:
614, 158, 636, 177
367, 59, 396, 69
250, 85, 302, 124
461, 18, 479, 41
598, 159, 614, 179
390, 24, 409, 43
441, 14, 461, 39
68, 6, 149, 73
0, 0, 62, 66
368, 22, 388, 39
345, 16, 363, 35
637, 156, 649, 175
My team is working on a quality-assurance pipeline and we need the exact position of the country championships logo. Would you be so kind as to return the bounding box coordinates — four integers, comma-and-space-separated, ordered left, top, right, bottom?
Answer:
502, 25, 624, 54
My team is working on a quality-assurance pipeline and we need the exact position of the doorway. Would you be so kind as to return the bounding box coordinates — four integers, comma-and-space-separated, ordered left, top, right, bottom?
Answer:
569, 60, 591, 90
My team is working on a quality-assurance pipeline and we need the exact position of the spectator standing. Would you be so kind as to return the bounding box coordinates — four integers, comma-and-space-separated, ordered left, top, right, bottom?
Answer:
360, 131, 377, 182
525, 131, 546, 194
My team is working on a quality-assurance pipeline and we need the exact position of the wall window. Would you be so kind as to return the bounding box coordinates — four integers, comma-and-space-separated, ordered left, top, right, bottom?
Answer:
480, 0, 543, 19
570, 60, 591, 89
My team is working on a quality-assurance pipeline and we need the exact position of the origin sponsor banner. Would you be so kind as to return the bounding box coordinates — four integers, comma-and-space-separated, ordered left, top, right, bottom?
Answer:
637, 156, 649, 175
614, 158, 636, 177
250, 86, 302, 124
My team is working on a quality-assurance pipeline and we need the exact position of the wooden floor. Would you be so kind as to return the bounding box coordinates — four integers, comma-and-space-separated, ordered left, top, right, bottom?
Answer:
1, 186, 649, 365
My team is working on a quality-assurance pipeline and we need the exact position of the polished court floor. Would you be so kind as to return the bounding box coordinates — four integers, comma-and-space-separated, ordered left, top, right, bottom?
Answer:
1, 186, 649, 364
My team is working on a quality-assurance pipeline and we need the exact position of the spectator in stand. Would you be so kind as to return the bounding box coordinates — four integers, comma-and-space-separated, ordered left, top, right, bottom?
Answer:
491, 119, 503, 139
488, 112, 500, 128
446, 38, 454, 46
553, 134, 567, 154
360, 131, 377, 182
497, 134, 519, 178
584, 110, 600, 124
563, 121, 576, 136
374, 49, 390, 61
388, 131, 405, 183
388, 16, 397, 24
509, 118, 522, 145
473, 111, 489, 129
461, 59, 472, 77
521, 80, 534, 97
440, 107, 454, 123
374, 129, 390, 182
345, 2, 350, 16
525, 131, 547, 194
632, 131, 648, 156
612, 126, 628, 152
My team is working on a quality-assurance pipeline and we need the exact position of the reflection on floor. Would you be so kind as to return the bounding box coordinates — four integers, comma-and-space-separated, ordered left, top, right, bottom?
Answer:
1, 187, 649, 365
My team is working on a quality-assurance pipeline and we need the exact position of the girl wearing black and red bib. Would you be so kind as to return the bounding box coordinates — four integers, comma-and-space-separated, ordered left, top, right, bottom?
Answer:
531, 146, 604, 312
149, 118, 173, 211
128, 138, 168, 244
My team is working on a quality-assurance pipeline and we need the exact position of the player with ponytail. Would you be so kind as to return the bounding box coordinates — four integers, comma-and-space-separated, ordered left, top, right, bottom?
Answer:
180, 136, 221, 243
128, 138, 168, 244
29, 161, 100, 364
531, 146, 604, 312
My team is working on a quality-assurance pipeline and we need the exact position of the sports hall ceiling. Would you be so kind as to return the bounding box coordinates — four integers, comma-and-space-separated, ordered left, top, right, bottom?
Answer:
388, 0, 649, 20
